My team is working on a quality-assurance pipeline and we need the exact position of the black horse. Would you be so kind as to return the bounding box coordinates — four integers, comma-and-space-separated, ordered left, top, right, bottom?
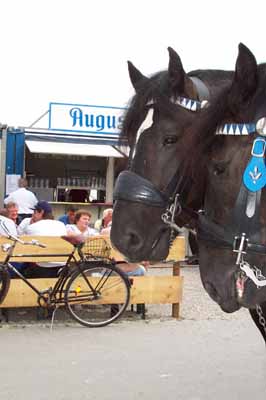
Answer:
183, 45, 266, 339
111, 47, 233, 261
111, 44, 266, 342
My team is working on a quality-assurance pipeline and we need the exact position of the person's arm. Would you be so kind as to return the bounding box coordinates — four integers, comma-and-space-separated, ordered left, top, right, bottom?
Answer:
3, 194, 12, 205
66, 224, 78, 236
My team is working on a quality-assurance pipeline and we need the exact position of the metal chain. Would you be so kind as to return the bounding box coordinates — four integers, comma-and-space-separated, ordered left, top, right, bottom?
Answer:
253, 265, 266, 282
161, 194, 182, 248
255, 304, 266, 335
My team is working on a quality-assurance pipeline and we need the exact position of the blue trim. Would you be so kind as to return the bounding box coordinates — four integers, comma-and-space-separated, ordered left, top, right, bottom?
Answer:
6, 129, 25, 175
216, 123, 256, 135
6, 131, 15, 174
15, 131, 25, 174
49, 101, 126, 110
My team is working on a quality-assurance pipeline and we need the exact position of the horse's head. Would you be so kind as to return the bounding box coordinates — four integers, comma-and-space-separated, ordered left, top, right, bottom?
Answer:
196, 43, 266, 311
111, 48, 208, 262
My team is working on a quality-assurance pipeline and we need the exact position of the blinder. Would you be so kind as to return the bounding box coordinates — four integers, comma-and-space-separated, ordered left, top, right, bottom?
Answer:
113, 170, 169, 208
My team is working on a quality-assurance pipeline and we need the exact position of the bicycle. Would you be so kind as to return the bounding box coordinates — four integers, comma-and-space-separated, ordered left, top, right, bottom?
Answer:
0, 223, 131, 327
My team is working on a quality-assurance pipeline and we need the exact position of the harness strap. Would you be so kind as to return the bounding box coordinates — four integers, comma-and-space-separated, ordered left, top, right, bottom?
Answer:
198, 214, 266, 255
190, 76, 210, 101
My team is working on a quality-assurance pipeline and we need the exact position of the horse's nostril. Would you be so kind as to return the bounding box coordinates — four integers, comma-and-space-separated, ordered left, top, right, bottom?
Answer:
128, 232, 141, 247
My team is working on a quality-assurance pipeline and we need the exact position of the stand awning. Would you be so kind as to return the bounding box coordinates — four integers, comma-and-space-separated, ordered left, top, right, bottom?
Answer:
25, 131, 128, 158
25, 139, 125, 158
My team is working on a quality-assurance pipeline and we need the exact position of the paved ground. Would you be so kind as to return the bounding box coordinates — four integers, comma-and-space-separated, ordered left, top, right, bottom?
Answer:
0, 266, 265, 400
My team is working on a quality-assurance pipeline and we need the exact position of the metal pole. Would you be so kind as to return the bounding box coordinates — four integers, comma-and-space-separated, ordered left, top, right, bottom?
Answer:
105, 157, 114, 203
0, 126, 7, 206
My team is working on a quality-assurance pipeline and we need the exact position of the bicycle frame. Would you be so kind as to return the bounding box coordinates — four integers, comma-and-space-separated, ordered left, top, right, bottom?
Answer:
2, 236, 85, 307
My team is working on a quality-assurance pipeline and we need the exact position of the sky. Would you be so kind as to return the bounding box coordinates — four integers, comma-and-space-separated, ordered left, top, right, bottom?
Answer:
1, 0, 266, 128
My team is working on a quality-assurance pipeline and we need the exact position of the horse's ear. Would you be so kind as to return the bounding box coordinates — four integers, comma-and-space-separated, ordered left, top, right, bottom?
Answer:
127, 61, 148, 92
229, 43, 258, 105
167, 47, 186, 91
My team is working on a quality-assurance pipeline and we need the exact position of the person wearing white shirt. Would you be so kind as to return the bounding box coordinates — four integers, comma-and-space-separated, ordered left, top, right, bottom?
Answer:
22, 200, 67, 272
66, 209, 98, 238
0, 215, 18, 237
4, 178, 38, 223
17, 217, 32, 235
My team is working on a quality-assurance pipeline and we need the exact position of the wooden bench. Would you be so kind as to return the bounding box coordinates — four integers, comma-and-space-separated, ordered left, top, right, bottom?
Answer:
0, 235, 185, 320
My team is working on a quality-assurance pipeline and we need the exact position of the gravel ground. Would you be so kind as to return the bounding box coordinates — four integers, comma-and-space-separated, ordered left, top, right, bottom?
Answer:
148, 264, 248, 322
0, 264, 249, 325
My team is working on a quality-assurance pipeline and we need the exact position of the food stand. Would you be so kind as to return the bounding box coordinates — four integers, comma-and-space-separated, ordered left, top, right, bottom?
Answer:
0, 102, 128, 222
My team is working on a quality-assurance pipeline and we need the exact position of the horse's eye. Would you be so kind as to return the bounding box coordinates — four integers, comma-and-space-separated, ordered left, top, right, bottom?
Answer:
163, 136, 178, 145
212, 161, 228, 176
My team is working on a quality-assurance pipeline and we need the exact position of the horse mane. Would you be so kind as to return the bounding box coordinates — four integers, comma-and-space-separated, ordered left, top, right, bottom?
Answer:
178, 86, 232, 181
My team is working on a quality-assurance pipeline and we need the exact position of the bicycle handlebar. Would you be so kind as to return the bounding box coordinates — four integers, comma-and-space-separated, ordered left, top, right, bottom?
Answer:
0, 220, 46, 248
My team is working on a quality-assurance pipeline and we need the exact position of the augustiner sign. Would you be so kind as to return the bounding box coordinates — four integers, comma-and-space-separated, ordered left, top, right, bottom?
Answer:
48, 102, 125, 138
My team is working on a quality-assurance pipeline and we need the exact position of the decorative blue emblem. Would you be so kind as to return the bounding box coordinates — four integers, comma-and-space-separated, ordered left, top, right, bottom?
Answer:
243, 137, 266, 192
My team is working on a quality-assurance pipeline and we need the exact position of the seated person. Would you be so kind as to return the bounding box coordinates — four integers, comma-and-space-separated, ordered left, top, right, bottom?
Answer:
58, 206, 77, 225
66, 210, 98, 238
17, 214, 33, 235
0, 214, 18, 237
21, 201, 67, 277
18, 200, 66, 236
5, 202, 19, 225
0, 211, 26, 277
94, 208, 113, 232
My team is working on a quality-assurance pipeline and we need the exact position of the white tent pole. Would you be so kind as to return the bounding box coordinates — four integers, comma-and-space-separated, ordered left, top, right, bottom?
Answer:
105, 157, 114, 203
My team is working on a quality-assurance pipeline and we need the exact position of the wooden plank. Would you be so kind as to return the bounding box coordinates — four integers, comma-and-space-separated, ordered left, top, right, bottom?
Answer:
166, 236, 186, 261
0, 236, 73, 262
1, 276, 183, 308
0, 235, 185, 263
0, 235, 184, 319
108, 236, 186, 262
129, 276, 183, 304
0, 278, 51, 307
172, 261, 181, 318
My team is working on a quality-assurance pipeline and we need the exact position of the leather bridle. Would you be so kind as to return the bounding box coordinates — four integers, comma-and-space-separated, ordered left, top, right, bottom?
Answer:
198, 118, 266, 289
114, 77, 209, 234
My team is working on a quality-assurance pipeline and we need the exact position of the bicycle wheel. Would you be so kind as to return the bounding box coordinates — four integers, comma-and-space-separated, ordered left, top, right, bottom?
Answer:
65, 262, 130, 327
0, 265, 10, 304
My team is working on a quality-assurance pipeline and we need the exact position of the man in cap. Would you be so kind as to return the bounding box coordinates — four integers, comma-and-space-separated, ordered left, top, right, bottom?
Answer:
18, 201, 67, 276
20, 200, 66, 236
